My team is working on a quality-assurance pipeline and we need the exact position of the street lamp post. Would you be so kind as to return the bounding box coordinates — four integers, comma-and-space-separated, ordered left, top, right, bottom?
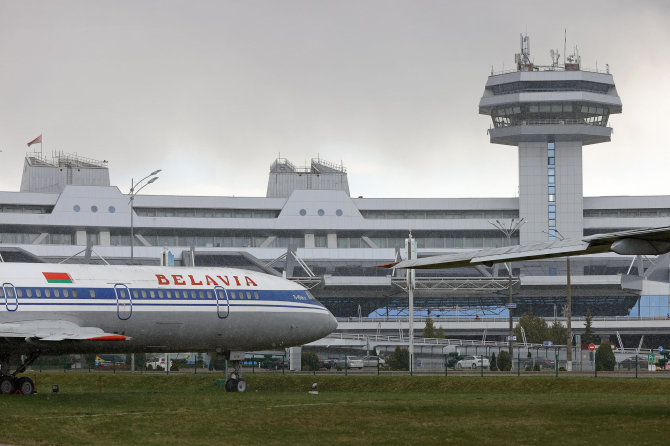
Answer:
490, 218, 525, 359
551, 229, 573, 372
129, 169, 161, 262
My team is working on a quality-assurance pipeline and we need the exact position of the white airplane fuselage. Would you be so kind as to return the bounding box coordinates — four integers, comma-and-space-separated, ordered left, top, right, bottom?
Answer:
0, 263, 338, 355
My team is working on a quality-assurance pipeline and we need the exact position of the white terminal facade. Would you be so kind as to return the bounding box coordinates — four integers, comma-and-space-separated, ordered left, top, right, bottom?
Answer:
2, 37, 669, 322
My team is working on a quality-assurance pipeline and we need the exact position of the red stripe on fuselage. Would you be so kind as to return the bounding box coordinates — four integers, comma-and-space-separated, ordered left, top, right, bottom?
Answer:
87, 335, 128, 341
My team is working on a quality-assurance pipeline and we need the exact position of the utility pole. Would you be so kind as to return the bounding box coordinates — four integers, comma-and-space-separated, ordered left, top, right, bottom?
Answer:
129, 169, 161, 262
490, 218, 525, 359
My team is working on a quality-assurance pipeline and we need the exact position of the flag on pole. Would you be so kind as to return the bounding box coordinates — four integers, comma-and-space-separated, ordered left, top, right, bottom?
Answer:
27, 135, 42, 147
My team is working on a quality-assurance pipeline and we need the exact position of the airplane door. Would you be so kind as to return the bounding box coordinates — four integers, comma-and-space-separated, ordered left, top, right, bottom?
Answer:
114, 284, 132, 320
2, 283, 18, 312
214, 286, 229, 319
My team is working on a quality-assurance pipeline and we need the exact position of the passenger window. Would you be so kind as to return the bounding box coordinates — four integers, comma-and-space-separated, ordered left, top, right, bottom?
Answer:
150, 290, 156, 298
35, 289, 41, 298
229, 291, 236, 299
141, 290, 147, 298
89, 289, 95, 298
246, 291, 252, 300
132, 290, 139, 298
254, 291, 259, 300
63, 289, 69, 297
158, 290, 164, 298
120, 289, 127, 298
206, 290, 213, 299
72, 289, 78, 298
44, 289, 50, 298
26, 289, 32, 298
12, 288, 19, 298
16, 288, 22, 297
53, 289, 60, 297
166, 290, 172, 299
198, 290, 204, 299
0, 289, 4, 297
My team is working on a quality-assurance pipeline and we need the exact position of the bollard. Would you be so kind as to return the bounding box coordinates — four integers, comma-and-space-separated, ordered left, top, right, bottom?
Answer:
635, 355, 638, 379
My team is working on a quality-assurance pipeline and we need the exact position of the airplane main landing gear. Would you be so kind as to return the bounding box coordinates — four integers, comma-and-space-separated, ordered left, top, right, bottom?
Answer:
224, 360, 246, 393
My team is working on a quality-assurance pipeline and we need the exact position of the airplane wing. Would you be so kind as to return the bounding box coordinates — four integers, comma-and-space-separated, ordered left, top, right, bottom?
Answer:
388, 226, 670, 269
0, 320, 130, 341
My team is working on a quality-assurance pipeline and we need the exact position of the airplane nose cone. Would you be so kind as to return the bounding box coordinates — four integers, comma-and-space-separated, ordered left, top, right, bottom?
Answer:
326, 312, 338, 334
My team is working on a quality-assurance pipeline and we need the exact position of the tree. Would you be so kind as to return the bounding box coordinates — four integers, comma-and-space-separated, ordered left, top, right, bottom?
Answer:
301, 351, 319, 371
549, 320, 568, 345
497, 350, 512, 371
595, 341, 616, 371
490, 352, 498, 371
435, 325, 445, 339
388, 346, 409, 371
423, 317, 436, 338
514, 313, 548, 344
582, 309, 599, 345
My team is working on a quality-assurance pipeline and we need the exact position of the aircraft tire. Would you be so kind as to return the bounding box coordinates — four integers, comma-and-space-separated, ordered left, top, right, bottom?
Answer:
0, 376, 15, 395
236, 379, 247, 393
225, 378, 237, 392
16, 377, 35, 395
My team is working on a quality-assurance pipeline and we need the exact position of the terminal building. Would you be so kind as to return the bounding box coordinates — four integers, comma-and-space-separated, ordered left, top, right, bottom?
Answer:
3, 36, 670, 327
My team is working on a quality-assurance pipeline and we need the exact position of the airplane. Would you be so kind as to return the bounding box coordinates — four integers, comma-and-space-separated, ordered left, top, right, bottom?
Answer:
0, 263, 338, 394
385, 226, 670, 270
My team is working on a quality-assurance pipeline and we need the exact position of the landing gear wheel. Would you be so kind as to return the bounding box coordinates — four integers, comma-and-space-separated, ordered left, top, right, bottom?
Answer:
236, 379, 247, 393
0, 376, 15, 395
16, 377, 35, 395
225, 378, 237, 392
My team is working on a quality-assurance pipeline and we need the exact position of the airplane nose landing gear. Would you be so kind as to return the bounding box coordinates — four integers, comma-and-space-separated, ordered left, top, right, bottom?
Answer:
0, 352, 39, 395
224, 359, 246, 393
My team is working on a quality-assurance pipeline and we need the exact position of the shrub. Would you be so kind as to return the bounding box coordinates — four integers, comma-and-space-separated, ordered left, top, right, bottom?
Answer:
559, 366, 566, 372
525, 366, 532, 371
596, 341, 616, 371
497, 350, 512, 371
533, 363, 541, 372
489, 352, 497, 371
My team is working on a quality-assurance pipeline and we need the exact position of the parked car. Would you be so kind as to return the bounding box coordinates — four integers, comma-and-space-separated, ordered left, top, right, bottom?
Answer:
319, 359, 335, 369
456, 355, 490, 369
362, 356, 386, 367
336, 356, 364, 369
541, 360, 556, 369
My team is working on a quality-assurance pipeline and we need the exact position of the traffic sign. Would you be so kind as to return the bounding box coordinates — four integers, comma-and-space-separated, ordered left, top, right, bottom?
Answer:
649, 354, 656, 362
543, 341, 553, 347
659, 346, 664, 352
505, 335, 517, 341
588, 344, 596, 351
505, 303, 517, 309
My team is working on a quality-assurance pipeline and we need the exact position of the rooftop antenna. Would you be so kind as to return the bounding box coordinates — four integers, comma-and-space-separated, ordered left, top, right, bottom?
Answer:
564, 29, 567, 68
550, 49, 561, 68
516, 33, 532, 71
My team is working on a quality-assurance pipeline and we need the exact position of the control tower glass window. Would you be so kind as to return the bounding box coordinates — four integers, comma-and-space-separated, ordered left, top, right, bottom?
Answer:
491, 103, 610, 128
547, 142, 556, 241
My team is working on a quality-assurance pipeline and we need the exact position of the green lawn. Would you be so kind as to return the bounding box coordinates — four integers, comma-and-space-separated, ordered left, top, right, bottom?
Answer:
1, 373, 669, 445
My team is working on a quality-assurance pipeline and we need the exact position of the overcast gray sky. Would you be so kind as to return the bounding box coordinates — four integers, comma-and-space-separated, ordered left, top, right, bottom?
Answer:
1, 0, 669, 199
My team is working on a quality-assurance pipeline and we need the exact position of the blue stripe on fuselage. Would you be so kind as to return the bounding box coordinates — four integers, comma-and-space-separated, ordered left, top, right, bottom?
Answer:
3, 286, 325, 308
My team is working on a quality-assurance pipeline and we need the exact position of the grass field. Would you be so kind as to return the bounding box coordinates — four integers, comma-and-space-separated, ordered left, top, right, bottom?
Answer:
1, 373, 669, 445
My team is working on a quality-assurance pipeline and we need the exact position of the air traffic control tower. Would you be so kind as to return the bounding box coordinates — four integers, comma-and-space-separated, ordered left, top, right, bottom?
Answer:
479, 35, 622, 244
